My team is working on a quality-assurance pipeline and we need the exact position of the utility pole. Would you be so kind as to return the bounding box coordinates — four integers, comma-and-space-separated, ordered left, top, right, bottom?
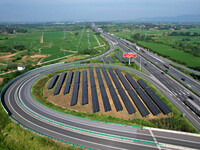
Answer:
140, 57, 141, 70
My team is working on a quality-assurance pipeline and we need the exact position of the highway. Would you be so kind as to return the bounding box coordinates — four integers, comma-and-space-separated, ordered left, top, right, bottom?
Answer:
102, 32, 200, 131
1, 28, 200, 149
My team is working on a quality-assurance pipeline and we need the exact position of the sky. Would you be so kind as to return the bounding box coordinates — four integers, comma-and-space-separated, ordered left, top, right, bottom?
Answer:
0, 0, 200, 22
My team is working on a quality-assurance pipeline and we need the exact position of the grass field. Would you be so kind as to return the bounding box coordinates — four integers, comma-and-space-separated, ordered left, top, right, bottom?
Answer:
138, 41, 200, 67
0, 23, 108, 73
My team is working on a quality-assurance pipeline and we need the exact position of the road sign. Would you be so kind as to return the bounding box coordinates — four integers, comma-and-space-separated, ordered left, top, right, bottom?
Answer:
123, 53, 137, 58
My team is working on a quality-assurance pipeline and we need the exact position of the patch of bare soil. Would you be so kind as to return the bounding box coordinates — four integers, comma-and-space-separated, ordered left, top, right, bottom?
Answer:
43, 68, 170, 120
30, 54, 47, 58
0, 77, 3, 83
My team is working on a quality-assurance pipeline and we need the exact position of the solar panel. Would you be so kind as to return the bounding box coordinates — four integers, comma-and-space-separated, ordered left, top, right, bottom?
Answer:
101, 67, 123, 111
54, 72, 66, 95
48, 74, 59, 89
115, 53, 124, 63
125, 73, 140, 90
74, 71, 80, 84
117, 51, 128, 62
63, 71, 73, 95
89, 68, 100, 113
127, 89, 150, 117
107, 56, 114, 63
99, 58, 103, 63
103, 56, 109, 63
136, 88, 161, 116
145, 87, 172, 114
82, 70, 88, 105
70, 84, 79, 106
95, 67, 111, 112
115, 68, 131, 90
137, 79, 148, 89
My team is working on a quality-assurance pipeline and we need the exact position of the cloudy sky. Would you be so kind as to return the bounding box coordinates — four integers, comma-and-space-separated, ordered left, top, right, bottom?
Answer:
0, 0, 200, 22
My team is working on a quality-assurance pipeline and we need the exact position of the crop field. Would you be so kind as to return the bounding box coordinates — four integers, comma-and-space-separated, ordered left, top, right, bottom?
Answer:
0, 23, 108, 73
101, 23, 200, 70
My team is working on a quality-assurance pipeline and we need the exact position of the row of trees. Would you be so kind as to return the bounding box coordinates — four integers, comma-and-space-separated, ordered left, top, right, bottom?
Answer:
0, 45, 26, 53
169, 32, 200, 36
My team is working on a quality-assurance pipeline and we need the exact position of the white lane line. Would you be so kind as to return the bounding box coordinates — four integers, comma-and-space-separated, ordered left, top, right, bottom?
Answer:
149, 129, 161, 150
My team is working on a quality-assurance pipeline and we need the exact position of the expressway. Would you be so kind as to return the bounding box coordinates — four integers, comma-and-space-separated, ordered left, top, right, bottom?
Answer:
102, 32, 200, 131
1, 31, 200, 150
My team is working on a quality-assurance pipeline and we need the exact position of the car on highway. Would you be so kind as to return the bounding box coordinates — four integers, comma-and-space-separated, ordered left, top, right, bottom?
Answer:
188, 95, 194, 100
161, 72, 164, 74
181, 78, 185, 81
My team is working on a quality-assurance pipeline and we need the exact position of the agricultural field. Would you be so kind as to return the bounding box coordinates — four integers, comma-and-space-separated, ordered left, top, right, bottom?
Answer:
100, 23, 200, 70
0, 23, 108, 74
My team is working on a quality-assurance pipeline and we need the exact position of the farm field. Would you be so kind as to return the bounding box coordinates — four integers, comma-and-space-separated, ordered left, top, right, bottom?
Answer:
100, 23, 200, 70
0, 23, 108, 73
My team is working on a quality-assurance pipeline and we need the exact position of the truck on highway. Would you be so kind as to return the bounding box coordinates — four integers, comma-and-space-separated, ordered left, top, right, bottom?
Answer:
184, 98, 200, 116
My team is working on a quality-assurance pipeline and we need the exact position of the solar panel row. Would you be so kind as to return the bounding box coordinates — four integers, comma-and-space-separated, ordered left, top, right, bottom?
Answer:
137, 79, 148, 89
108, 68, 136, 114
107, 56, 114, 63
117, 51, 128, 62
115, 53, 124, 63
54, 71, 66, 95
145, 87, 172, 115
115, 70, 149, 117
48, 74, 59, 89
89, 68, 100, 113
103, 56, 109, 63
95, 67, 111, 112
82, 70, 88, 105
125, 73, 140, 90
63, 71, 73, 95
101, 67, 123, 111
70, 71, 80, 106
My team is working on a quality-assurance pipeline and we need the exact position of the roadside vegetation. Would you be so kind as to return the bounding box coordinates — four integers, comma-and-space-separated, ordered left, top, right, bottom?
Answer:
100, 23, 200, 71
0, 68, 84, 150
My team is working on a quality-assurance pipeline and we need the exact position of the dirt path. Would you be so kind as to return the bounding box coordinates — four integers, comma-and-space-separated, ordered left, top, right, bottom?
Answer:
60, 49, 78, 53
94, 35, 101, 46
93, 35, 106, 49
0, 53, 18, 59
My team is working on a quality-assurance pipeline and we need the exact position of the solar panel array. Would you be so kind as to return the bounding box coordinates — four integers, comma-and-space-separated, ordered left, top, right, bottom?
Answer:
101, 67, 123, 111
63, 71, 73, 95
96, 67, 111, 112
89, 68, 100, 113
48, 74, 59, 89
54, 71, 66, 95
107, 56, 114, 63
115, 69, 149, 117
108, 68, 136, 114
102, 56, 109, 63
47, 67, 171, 116
70, 71, 80, 106
82, 70, 88, 105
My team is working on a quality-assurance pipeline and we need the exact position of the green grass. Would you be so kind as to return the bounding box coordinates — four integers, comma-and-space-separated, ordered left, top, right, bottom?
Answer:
31, 67, 198, 133
137, 41, 200, 67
